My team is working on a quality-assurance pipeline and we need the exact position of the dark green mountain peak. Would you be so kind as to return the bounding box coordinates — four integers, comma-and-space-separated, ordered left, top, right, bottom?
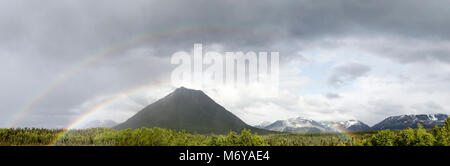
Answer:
114, 87, 267, 134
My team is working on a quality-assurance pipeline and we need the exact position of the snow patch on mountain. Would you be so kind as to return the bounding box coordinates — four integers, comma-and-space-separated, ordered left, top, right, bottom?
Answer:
256, 118, 372, 133
256, 117, 338, 133
371, 113, 448, 130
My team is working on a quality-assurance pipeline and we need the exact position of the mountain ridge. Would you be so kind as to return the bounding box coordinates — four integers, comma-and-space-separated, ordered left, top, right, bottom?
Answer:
257, 113, 448, 133
255, 117, 371, 133
113, 87, 448, 134
370, 113, 448, 130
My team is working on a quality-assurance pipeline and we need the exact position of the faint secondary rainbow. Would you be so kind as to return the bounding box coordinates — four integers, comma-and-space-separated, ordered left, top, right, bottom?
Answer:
49, 81, 165, 145
319, 121, 358, 143
7, 25, 246, 128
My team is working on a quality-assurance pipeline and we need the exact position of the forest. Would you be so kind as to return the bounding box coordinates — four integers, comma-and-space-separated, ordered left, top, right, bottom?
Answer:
0, 118, 449, 146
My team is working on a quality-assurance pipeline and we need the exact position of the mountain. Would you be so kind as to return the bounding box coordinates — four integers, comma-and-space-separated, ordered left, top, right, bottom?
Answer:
256, 117, 337, 133
327, 120, 370, 132
371, 113, 448, 130
82, 120, 118, 128
254, 121, 272, 129
114, 87, 269, 134
256, 118, 371, 133
257, 113, 449, 133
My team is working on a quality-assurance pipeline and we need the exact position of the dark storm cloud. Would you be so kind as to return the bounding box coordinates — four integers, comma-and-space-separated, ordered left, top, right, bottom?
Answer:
3, 0, 450, 54
371, 42, 450, 64
0, 0, 449, 127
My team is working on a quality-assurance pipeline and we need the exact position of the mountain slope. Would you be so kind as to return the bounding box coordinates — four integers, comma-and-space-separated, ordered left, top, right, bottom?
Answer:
114, 87, 269, 134
371, 114, 448, 130
328, 120, 370, 132
257, 117, 337, 133
83, 120, 118, 129
256, 118, 372, 133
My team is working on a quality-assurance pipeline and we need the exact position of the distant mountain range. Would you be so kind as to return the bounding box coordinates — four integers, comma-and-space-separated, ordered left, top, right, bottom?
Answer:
114, 87, 271, 134
256, 117, 336, 133
110, 87, 448, 134
256, 114, 448, 133
83, 120, 118, 128
370, 114, 448, 130
255, 117, 370, 133
327, 120, 371, 132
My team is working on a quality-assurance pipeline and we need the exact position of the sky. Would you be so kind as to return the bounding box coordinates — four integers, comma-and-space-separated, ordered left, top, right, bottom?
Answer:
1, 0, 450, 128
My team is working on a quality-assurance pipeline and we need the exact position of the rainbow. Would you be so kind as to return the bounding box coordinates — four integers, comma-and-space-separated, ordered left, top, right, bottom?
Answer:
7, 24, 336, 146
319, 121, 359, 145
7, 25, 254, 128
49, 81, 166, 145
47, 83, 358, 145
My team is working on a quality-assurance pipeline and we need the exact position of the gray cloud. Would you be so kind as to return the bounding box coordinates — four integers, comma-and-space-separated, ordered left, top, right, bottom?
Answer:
363, 39, 450, 64
411, 102, 444, 114
325, 93, 341, 99
0, 0, 449, 127
328, 62, 371, 87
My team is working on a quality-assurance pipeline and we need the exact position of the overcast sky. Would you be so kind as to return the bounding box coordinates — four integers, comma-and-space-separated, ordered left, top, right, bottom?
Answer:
1, 0, 450, 128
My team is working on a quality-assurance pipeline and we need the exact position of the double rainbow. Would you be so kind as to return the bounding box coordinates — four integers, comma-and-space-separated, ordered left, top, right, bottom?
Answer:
7, 25, 245, 128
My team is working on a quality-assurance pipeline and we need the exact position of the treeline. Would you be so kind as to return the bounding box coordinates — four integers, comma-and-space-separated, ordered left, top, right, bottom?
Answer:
0, 128, 61, 145
0, 118, 449, 146
262, 118, 450, 146
0, 128, 265, 146
263, 132, 359, 146
58, 128, 265, 146
358, 118, 450, 146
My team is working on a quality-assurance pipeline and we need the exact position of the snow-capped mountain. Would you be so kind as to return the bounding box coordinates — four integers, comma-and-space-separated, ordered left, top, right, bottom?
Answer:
255, 113, 449, 133
256, 117, 337, 133
254, 121, 272, 129
327, 120, 370, 132
371, 113, 448, 130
